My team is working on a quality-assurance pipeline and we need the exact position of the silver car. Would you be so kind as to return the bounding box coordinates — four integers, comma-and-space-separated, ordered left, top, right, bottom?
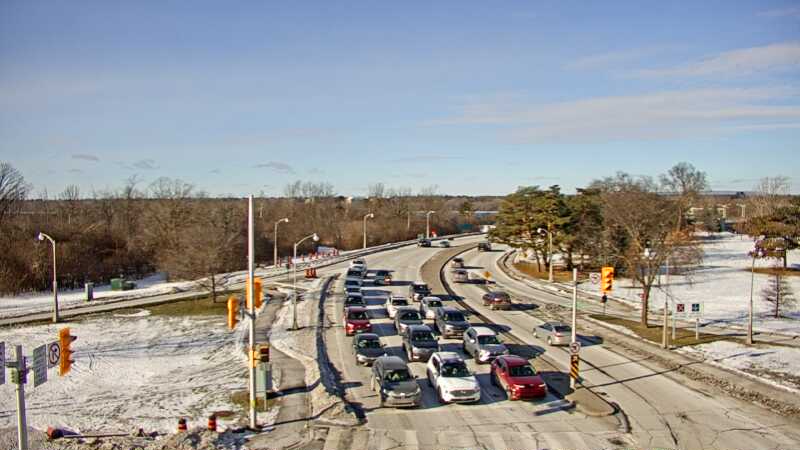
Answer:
452, 269, 469, 283
533, 321, 572, 346
463, 326, 509, 363
394, 307, 424, 334
419, 296, 444, 320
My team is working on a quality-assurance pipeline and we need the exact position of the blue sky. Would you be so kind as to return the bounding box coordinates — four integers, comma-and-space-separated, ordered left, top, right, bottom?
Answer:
1, 1, 799, 197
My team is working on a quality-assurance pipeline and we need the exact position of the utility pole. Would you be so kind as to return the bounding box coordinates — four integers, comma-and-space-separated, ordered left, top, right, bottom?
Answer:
363, 213, 374, 249
662, 259, 669, 349
247, 196, 257, 429
571, 268, 577, 344
548, 228, 554, 283
274, 218, 289, 267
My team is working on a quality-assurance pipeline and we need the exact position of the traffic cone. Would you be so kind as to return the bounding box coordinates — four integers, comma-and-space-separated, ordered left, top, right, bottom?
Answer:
178, 418, 187, 432
207, 414, 217, 432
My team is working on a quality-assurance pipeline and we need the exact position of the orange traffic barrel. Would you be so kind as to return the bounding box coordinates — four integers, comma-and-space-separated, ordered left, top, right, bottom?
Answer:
207, 414, 217, 431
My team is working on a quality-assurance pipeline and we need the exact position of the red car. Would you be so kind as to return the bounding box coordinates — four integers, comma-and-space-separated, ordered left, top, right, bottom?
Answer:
344, 307, 372, 336
482, 291, 512, 310
490, 355, 547, 400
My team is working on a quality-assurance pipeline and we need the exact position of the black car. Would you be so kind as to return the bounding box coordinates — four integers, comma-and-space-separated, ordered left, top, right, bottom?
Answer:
353, 333, 385, 366
344, 294, 366, 308
408, 282, 431, 302
374, 270, 392, 286
370, 356, 421, 408
418, 239, 432, 247
434, 307, 470, 338
401, 324, 439, 362
477, 242, 492, 252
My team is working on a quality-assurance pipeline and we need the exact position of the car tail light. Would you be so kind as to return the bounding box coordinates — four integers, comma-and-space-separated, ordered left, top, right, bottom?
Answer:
555, 332, 562, 337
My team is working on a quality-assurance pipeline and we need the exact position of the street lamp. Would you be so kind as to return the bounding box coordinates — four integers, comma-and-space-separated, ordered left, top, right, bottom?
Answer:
426, 211, 436, 239
274, 218, 289, 267
37, 232, 59, 323
363, 213, 374, 249
292, 232, 319, 330
537, 227, 554, 283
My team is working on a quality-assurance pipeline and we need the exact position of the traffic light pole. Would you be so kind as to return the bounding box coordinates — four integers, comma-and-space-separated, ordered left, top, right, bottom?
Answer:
247, 196, 257, 429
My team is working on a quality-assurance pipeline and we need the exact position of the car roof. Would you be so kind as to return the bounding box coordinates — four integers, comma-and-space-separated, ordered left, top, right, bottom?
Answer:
439, 306, 461, 313
422, 296, 441, 301
354, 333, 379, 341
453, 257, 463, 261
391, 297, 408, 303
396, 306, 418, 312
413, 282, 428, 287
376, 355, 407, 370
345, 306, 368, 313
470, 326, 497, 337
546, 321, 569, 326
435, 351, 463, 363
407, 324, 432, 333
499, 355, 529, 366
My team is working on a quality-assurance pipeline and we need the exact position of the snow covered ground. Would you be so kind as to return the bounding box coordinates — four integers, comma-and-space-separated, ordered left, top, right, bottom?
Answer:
0, 308, 250, 434
607, 232, 800, 336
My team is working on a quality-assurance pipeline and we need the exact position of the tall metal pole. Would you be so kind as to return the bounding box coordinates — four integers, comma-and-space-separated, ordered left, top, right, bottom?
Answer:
571, 268, 577, 343
426, 211, 434, 239
748, 254, 756, 345
363, 213, 373, 249
292, 242, 298, 330
38, 233, 59, 323
247, 196, 257, 429
548, 229, 554, 283
15, 345, 29, 450
274, 218, 288, 267
662, 258, 669, 349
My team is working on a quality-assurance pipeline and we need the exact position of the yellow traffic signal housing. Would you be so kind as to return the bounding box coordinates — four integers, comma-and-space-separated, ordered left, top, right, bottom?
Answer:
227, 295, 239, 330
246, 277, 263, 309
601, 266, 614, 293
257, 344, 270, 363
59, 327, 76, 376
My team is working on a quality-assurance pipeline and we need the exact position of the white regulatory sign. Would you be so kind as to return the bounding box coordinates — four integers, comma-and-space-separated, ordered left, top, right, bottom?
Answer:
48, 341, 61, 368
570, 341, 581, 355
33, 344, 48, 387
589, 273, 600, 284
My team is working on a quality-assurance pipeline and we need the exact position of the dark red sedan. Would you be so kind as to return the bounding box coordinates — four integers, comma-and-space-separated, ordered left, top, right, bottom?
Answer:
344, 307, 372, 336
490, 355, 547, 400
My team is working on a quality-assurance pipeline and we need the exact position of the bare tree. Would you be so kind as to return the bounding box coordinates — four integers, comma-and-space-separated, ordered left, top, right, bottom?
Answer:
762, 263, 796, 318
752, 176, 790, 217
0, 162, 31, 225
660, 162, 708, 231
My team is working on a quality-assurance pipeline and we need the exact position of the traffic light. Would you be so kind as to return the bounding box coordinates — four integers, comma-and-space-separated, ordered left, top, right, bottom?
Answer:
257, 344, 270, 364
59, 327, 76, 376
601, 267, 614, 293
227, 295, 239, 330
246, 277, 263, 309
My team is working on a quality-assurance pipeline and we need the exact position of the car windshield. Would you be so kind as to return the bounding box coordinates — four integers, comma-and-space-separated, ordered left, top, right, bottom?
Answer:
444, 312, 465, 322
384, 369, 412, 382
509, 365, 536, 377
411, 331, 435, 342
492, 292, 510, 301
346, 297, 363, 304
414, 284, 429, 293
347, 311, 368, 320
554, 325, 572, 333
427, 300, 442, 308
392, 299, 408, 306
377, 271, 388, 276
400, 311, 421, 321
478, 335, 500, 345
358, 339, 381, 348
345, 280, 359, 286
441, 362, 470, 378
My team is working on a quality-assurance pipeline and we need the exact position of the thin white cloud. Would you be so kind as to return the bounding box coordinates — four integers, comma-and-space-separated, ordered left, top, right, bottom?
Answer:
565, 48, 652, 71
71, 153, 100, 162
255, 161, 295, 174
758, 7, 800, 18
132, 159, 158, 170
425, 87, 800, 143
637, 42, 800, 78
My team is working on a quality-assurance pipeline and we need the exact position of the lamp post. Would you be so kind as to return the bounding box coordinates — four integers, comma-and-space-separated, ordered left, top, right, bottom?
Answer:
37, 232, 59, 323
426, 211, 435, 239
363, 213, 374, 249
292, 232, 319, 330
537, 227, 554, 282
274, 218, 289, 267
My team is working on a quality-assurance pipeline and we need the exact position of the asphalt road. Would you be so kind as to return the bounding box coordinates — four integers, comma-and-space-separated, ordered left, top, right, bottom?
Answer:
454, 245, 800, 450
318, 238, 630, 450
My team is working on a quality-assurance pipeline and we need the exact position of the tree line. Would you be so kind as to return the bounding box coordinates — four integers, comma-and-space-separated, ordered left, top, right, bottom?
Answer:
0, 162, 497, 297
490, 162, 799, 326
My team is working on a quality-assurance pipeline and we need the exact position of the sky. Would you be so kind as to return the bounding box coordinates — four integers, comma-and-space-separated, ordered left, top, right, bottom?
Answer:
1, 1, 799, 197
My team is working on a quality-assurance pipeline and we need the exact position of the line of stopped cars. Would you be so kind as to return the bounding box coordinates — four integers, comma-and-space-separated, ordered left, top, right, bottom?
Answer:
341, 255, 549, 409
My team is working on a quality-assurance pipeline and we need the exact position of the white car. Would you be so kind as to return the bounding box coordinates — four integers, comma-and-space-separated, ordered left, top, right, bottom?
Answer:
426, 352, 481, 404
387, 296, 410, 319
419, 296, 444, 320
350, 258, 368, 271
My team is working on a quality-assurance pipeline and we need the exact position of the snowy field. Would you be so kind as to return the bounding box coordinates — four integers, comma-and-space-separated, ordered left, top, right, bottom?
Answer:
609, 232, 800, 336
0, 309, 249, 434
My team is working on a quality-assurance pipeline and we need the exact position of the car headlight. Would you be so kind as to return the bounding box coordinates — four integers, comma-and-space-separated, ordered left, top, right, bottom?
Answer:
479, 349, 490, 357
356, 354, 366, 361
445, 324, 454, 330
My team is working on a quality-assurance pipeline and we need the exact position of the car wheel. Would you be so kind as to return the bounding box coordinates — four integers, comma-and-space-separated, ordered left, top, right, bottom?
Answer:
438, 388, 446, 404
505, 386, 512, 400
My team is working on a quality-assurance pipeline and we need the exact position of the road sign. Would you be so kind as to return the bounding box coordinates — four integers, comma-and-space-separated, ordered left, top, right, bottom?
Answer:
570, 341, 581, 355
0, 341, 5, 385
47, 341, 61, 368
570, 354, 580, 381
676, 303, 685, 313
33, 344, 47, 387
589, 272, 600, 284
691, 303, 701, 313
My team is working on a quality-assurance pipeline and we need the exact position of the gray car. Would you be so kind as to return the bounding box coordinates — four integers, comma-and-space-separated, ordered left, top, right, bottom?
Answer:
370, 356, 421, 408
394, 307, 424, 334
463, 326, 509, 363
434, 307, 470, 338
402, 324, 439, 362
533, 321, 572, 346
353, 333, 386, 366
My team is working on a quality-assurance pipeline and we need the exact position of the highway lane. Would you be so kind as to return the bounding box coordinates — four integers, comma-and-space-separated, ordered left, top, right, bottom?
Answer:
320, 238, 630, 450
452, 245, 800, 450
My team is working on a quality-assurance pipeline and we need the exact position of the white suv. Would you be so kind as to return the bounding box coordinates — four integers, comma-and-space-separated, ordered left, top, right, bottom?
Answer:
426, 352, 481, 404
350, 258, 368, 271
387, 296, 410, 319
